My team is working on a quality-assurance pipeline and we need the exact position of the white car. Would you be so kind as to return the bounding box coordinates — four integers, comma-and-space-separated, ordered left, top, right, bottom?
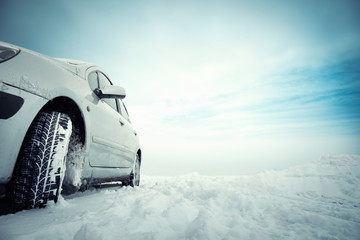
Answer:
0, 42, 141, 211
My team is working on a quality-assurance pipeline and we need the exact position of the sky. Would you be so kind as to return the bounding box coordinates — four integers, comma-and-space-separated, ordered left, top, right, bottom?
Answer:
1, 0, 360, 175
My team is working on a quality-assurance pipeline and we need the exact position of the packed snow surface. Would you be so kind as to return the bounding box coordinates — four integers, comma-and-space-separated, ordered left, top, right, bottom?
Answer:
0, 155, 359, 240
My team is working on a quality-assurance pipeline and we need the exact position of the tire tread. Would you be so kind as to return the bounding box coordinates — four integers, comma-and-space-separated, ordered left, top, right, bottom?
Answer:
11, 111, 72, 211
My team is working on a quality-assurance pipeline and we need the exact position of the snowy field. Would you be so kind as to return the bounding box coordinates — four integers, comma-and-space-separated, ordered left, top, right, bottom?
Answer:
0, 154, 359, 240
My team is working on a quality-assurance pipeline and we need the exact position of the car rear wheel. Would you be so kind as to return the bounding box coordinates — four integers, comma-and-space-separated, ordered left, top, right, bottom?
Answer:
10, 111, 72, 211
123, 154, 140, 187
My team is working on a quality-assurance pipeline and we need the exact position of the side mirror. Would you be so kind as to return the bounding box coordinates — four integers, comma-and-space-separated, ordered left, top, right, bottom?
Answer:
94, 85, 126, 99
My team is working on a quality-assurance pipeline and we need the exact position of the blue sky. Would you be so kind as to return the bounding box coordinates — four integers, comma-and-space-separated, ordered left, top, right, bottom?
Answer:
1, 0, 360, 175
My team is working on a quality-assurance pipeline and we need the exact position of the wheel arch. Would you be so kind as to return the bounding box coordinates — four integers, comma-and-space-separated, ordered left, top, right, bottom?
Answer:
41, 96, 86, 145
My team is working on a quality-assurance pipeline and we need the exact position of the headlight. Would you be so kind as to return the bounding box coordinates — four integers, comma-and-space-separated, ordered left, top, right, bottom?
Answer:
0, 44, 20, 63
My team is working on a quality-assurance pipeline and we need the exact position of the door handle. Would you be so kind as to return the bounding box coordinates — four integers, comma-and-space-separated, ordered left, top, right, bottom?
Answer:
119, 119, 124, 126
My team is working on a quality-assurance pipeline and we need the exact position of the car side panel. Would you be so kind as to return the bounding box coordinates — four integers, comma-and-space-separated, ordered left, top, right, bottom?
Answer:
86, 89, 135, 168
117, 115, 138, 167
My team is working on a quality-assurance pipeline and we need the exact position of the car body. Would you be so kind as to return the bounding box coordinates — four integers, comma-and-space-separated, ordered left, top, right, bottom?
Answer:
0, 41, 141, 210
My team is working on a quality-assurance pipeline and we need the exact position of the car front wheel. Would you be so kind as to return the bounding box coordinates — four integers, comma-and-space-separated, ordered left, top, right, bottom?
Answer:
10, 111, 72, 211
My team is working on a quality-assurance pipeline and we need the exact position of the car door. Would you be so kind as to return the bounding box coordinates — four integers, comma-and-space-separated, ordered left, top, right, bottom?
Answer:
87, 71, 132, 168
117, 99, 138, 167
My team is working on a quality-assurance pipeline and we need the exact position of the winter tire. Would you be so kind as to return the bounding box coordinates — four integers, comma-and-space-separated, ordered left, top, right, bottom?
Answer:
10, 111, 72, 211
123, 154, 140, 187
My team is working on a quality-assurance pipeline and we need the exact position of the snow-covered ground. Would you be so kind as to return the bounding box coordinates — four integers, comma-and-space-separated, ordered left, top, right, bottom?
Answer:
0, 154, 359, 240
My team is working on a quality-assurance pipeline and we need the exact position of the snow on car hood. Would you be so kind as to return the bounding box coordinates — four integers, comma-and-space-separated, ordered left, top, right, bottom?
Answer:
0, 43, 95, 100
0, 42, 96, 92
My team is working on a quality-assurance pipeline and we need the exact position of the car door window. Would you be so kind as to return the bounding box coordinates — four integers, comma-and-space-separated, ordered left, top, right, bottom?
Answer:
88, 71, 118, 112
98, 72, 118, 111
98, 72, 112, 88
88, 72, 98, 91
119, 99, 131, 123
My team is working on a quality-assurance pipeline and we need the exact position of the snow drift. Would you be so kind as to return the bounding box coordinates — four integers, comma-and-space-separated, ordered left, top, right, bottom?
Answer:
0, 154, 359, 240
